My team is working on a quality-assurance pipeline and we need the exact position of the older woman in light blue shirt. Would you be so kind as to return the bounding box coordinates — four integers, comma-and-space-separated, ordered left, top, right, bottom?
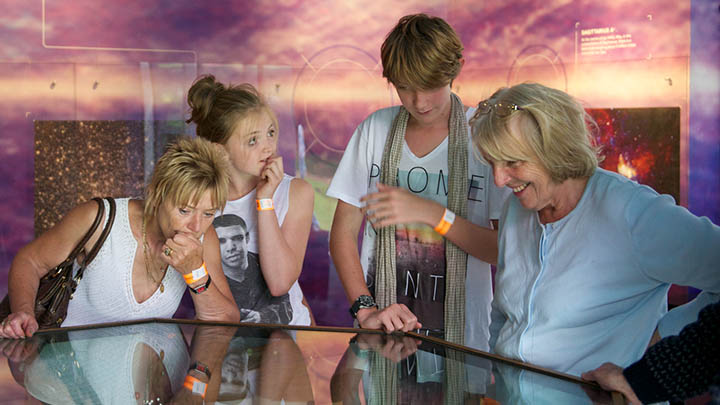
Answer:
470, 82, 720, 381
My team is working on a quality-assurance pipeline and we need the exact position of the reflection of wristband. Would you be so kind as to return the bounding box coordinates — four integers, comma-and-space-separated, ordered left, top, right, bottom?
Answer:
434, 208, 455, 236
347, 335, 372, 371
256, 198, 274, 211
184, 375, 207, 397
348, 335, 370, 360
183, 262, 208, 284
188, 361, 211, 379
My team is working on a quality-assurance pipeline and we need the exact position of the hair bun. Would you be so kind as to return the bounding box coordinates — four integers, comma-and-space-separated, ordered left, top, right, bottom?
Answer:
186, 74, 225, 125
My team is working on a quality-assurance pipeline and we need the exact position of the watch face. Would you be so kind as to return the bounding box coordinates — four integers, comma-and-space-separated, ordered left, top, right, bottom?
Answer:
350, 295, 377, 318
358, 295, 375, 308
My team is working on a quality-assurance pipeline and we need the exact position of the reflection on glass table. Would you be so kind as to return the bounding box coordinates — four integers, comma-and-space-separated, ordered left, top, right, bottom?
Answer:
0, 319, 620, 404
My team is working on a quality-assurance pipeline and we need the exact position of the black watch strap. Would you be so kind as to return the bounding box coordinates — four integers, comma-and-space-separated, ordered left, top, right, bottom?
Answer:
349, 295, 377, 319
189, 274, 212, 294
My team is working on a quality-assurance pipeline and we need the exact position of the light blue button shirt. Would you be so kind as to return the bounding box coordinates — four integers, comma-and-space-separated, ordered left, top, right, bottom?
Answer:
490, 168, 720, 376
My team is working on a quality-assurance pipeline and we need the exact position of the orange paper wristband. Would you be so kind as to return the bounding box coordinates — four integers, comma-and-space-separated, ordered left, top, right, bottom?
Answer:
183, 262, 208, 285
256, 198, 274, 211
433, 209, 456, 236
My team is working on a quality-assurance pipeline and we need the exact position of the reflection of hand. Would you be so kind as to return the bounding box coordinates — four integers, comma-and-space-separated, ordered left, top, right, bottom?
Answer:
256, 156, 283, 199
0, 311, 38, 339
0, 336, 42, 386
0, 336, 41, 363
162, 232, 204, 274
581, 362, 641, 404
357, 303, 422, 333
240, 309, 261, 323
354, 333, 421, 363
360, 183, 440, 229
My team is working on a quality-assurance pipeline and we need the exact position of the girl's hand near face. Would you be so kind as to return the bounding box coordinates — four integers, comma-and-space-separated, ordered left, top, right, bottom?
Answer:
256, 156, 283, 199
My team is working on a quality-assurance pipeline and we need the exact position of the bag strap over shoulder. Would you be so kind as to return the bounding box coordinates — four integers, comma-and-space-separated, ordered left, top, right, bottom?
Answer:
82, 197, 116, 266
65, 198, 105, 262
71, 197, 116, 283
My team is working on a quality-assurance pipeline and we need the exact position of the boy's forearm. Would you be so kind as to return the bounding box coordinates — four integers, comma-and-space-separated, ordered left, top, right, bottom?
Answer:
330, 232, 370, 303
329, 201, 370, 304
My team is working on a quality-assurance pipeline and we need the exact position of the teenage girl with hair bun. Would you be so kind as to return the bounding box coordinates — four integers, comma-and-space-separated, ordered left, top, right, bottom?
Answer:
187, 75, 314, 326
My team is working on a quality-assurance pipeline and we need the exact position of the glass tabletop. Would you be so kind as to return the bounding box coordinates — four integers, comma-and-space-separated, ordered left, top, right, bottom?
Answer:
0, 319, 621, 404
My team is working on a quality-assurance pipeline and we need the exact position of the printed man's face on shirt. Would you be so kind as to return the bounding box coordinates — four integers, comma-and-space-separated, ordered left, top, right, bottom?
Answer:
217, 225, 249, 273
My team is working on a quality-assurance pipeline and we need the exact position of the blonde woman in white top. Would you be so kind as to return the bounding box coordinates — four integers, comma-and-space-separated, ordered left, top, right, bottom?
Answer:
0, 137, 240, 338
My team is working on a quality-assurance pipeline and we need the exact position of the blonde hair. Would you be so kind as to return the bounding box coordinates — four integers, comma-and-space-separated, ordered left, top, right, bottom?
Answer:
471, 83, 601, 182
186, 74, 278, 145
144, 136, 229, 219
381, 13, 463, 90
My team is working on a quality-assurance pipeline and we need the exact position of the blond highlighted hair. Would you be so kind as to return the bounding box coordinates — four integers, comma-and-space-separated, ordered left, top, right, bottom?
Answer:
381, 14, 463, 90
471, 83, 601, 183
144, 136, 229, 219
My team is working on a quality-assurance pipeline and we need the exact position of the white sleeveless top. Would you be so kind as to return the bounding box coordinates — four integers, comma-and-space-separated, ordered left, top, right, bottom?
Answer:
63, 198, 185, 327
216, 175, 311, 326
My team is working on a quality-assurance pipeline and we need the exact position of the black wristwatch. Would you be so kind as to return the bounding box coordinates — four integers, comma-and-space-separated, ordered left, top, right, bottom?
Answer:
349, 295, 377, 319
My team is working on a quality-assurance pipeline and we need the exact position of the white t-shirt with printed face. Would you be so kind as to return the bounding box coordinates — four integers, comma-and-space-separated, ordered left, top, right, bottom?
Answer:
214, 175, 311, 326
327, 105, 510, 351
